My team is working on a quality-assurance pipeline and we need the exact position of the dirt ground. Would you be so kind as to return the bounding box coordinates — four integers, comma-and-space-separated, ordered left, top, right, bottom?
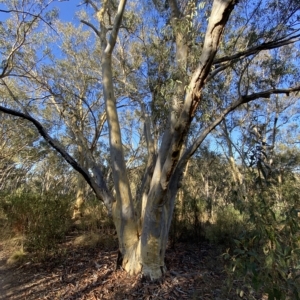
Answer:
0, 236, 254, 300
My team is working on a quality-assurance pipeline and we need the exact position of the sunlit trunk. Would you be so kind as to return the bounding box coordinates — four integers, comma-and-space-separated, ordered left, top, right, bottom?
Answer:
119, 198, 171, 280
73, 176, 85, 218
120, 234, 167, 280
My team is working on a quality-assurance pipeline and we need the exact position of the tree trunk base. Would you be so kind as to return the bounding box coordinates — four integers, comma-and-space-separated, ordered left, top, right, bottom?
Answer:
117, 240, 166, 280
115, 249, 123, 270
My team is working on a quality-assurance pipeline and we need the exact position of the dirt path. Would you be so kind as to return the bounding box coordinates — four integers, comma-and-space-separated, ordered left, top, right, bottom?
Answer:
0, 257, 11, 299
0, 252, 17, 299
0, 249, 35, 300
0, 240, 249, 300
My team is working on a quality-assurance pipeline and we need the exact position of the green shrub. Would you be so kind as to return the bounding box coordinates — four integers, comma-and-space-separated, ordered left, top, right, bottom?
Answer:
224, 194, 300, 300
169, 193, 208, 244
77, 198, 114, 233
0, 192, 73, 258
205, 204, 246, 245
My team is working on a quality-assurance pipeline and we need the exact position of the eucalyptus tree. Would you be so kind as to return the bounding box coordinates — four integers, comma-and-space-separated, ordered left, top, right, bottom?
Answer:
0, 114, 39, 193
1, 0, 300, 280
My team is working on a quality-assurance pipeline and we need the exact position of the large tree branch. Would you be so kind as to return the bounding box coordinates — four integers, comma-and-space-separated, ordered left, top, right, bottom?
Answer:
214, 33, 300, 65
170, 86, 300, 210
147, 0, 187, 193
177, 85, 300, 170
0, 105, 113, 212
91, 111, 106, 152
169, 0, 181, 18
105, 0, 127, 54
100, 0, 136, 235
135, 101, 157, 205
153, 0, 237, 200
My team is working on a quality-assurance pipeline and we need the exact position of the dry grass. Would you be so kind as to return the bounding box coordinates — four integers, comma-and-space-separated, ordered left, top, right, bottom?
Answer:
73, 231, 118, 250
73, 232, 103, 248
7, 249, 27, 265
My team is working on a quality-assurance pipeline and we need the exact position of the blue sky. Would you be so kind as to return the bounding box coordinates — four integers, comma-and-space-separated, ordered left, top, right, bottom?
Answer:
53, 0, 80, 22
0, 0, 79, 23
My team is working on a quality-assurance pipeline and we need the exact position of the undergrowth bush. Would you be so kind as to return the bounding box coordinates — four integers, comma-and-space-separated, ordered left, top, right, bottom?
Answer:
224, 191, 300, 300
75, 198, 115, 233
169, 193, 246, 245
169, 195, 206, 244
205, 204, 246, 245
0, 192, 73, 259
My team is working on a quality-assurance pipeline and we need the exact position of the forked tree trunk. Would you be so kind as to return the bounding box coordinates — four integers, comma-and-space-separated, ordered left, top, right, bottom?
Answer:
102, 0, 238, 280
116, 166, 181, 279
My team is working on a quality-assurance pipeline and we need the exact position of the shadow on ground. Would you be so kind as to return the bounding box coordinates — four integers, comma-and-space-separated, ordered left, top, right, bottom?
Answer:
0, 236, 254, 300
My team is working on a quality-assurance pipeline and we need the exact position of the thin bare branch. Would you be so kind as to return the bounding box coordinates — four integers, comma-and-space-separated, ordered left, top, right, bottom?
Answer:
0, 3, 58, 34
1, 79, 30, 115
80, 0, 99, 12
81, 20, 100, 37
